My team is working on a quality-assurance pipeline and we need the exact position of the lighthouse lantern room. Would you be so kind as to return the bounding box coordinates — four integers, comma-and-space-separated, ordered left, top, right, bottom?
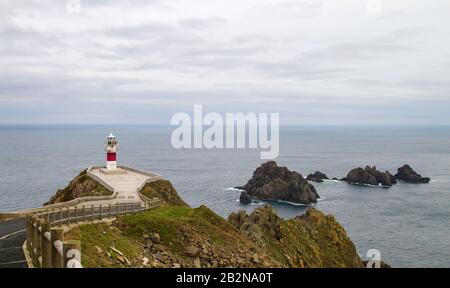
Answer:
106, 132, 118, 170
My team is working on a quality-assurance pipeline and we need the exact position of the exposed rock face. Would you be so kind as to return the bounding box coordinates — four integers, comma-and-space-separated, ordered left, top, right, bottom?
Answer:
44, 170, 112, 205
79, 205, 281, 268
230, 205, 283, 241
306, 171, 329, 183
68, 203, 365, 268
140, 180, 189, 207
343, 166, 397, 187
229, 206, 364, 268
395, 165, 430, 184
239, 191, 251, 205
238, 161, 320, 205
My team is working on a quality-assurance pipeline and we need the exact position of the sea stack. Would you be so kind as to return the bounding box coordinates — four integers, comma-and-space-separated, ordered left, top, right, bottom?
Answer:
343, 166, 397, 187
237, 161, 319, 205
307, 171, 329, 183
395, 165, 430, 184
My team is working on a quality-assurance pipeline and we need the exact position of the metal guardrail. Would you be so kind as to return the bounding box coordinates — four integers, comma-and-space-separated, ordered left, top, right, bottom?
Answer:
26, 199, 162, 268
1, 166, 163, 221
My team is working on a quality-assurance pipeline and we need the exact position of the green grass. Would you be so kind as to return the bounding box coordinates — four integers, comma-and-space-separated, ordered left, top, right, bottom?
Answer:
66, 223, 140, 268
118, 205, 235, 255
140, 180, 188, 206
67, 205, 257, 268
65, 205, 363, 268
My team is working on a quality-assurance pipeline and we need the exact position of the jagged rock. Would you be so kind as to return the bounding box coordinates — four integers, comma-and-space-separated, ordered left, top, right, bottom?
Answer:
395, 165, 430, 184
228, 210, 249, 229
149, 232, 160, 243
185, 246, 201, 257
306, 171, 329, 183
239, 191, 251, 205
343, 166, 396, 187
140, 180, 189, 207
71, 182, 366, 268
153, 253, 165, 262
229, 205, 282, 241
228, 206, 365, 268
237, 161, 320, 205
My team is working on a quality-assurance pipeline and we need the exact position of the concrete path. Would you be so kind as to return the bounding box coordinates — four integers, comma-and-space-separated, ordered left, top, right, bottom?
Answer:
88, 167, 159, 204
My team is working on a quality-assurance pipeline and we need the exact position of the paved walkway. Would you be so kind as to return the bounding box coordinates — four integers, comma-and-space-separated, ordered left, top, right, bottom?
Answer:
86, 167, 161, 205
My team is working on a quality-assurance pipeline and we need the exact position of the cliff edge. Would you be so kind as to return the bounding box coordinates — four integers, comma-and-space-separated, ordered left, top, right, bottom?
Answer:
64, 179, 364, 268
44, 170, 112, 205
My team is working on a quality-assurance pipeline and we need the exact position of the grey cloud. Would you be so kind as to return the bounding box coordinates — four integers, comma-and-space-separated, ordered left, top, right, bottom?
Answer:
0, 0, 449, 125
248, 0, 324, 18
178, 17, 228, 31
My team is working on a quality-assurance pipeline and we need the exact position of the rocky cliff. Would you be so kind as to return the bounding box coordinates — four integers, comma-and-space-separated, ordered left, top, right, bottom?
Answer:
65, 180, 364, 268
44, 170, 112, 205
140, 180, 189, 207
229, 206, 364, 268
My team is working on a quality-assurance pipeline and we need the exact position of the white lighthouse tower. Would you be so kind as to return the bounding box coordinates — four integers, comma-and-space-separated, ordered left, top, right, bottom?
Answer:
100, 133, 127, 175
105, 132, 118, 170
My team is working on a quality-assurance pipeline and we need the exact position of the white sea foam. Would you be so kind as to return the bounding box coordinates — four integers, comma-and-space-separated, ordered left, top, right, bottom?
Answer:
275, 200, 313, 207
224, 187, 244, 192
347, 182, 391, 188
323, 179, 342, 183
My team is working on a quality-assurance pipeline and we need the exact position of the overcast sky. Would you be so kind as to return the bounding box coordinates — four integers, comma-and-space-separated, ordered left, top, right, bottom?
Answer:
1, 0, 449, 125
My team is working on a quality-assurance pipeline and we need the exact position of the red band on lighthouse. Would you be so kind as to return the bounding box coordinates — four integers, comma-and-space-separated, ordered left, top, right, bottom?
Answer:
107, 152, 116, 161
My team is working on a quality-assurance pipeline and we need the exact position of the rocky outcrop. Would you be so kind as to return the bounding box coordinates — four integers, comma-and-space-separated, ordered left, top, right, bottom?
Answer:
140, 180, 189, 207
237, 161, 319, 205
306, 171, 329, 183
395, 165, 430, 184
229, 206, 364, 268
239, 191, 251, 205
70, 205, 282, 268
229, 205, 283, 241
67, 203, 365, 268
342, 166, 397, 187
44, 170, 112, 205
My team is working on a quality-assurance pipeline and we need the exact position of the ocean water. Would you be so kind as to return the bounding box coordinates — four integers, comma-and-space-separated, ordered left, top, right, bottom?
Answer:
0, 125, 449, 268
